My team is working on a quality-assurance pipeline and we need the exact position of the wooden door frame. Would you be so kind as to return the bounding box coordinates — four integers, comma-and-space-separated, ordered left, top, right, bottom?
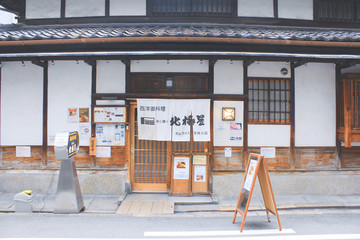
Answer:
129, 101, 171, 191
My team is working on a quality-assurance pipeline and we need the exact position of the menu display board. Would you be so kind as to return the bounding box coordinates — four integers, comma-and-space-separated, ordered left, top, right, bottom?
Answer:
94, 107, 125, 123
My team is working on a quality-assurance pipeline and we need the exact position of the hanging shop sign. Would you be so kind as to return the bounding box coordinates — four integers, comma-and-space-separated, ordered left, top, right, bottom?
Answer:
137, 99, 210, 142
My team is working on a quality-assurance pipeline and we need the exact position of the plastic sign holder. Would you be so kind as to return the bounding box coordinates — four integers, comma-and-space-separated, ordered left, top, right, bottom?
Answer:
54, 131, 85, 214
232, 153, 281, 232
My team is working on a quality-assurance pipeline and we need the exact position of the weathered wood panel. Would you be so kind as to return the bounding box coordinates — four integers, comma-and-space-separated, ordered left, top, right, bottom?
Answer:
295, 147, 337, 170
47, 146, 92, 168
213, 147, 243, 170
95, 146, 127, 169
341, 147, 360, 168
248, 147, 290, 169
0, 146, 43, 169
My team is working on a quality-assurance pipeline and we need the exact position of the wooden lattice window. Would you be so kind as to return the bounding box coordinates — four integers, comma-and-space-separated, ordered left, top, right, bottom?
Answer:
248, 78, 291, 124
147, 0, 237, 17
314, 0, 360, 22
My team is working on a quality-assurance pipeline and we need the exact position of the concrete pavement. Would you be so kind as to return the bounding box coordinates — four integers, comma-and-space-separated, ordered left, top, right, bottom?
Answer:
0, 192, 359, 215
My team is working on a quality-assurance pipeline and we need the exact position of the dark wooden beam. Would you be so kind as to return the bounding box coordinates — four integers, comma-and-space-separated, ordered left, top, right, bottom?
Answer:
120, 57, 130, 66
31, 59, 47, 68
243, 59, 255, 68
273, 0, 278, 18
293, 59, 307, 68
105, 0, 110, 17
84, 58, 96, 67
337, 61, 358, 70
61, 0, 66, 18
209, 59, 217, 95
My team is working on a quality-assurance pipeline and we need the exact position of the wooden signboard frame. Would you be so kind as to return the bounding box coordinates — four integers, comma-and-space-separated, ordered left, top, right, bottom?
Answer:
170, 154, 192, 196
232, 153, 281, 232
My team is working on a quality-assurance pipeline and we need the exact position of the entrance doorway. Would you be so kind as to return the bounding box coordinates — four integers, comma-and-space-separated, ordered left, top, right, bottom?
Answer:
129, 102, 211, 192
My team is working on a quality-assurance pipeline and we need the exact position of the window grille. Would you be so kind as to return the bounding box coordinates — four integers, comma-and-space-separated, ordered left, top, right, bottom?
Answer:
148, 0, 236, 17
314, 0, 360, 22
248, 78, 291, 124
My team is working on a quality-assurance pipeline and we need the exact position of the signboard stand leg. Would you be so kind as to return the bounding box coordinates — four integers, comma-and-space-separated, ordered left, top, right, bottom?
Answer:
54, 157, 84, 214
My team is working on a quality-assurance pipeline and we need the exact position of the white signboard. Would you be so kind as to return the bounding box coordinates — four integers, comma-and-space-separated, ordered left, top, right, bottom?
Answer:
173, 157, 190, 180
96, 146, 111, 158
16, 146, 31, 157
137, 99, 210, 142
261, 147, 276, 158
244, 159, 258, 191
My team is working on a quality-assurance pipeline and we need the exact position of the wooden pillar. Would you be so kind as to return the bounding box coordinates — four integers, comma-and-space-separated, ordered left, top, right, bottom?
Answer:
32, 60, 48, 167
87, 59, 97, 167
290, 63, 296, 169
344, 79, 352, 148
42, 62, 49, 167
242, 60, 251, 169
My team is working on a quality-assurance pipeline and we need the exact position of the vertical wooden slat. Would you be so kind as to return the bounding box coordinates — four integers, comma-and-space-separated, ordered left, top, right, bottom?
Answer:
42, 62, 48, 167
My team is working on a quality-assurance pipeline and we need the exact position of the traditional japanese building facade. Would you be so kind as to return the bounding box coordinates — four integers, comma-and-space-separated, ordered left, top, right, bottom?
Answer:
0, 0, 360, 197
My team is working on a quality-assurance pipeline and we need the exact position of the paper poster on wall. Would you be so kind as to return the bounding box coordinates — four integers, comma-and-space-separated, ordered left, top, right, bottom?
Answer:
225, 147, 232, 157
244, 159, 258, 191
96, 146, 111, 158
16, 146, 31, 157
67, 108, 78, 123
79, 108, 90, 123
79, 124, 91, 143
173, 157, 190, 180
194, 165, 206, 182
230, 123, 243, 141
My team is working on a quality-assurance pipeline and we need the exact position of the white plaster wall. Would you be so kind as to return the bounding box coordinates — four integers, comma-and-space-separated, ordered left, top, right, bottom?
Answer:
214, 60, 243, 94
248, 125, 290, 147
278, 0, 313, 20
237, 0, 273, 17
66, 0, 105, 17
341, 64, 360, 74
131, 60, 209, 73
0, 7, 18, 23
295, 63, 336, 147
97, 61, 126, 93
26, 0, 61, 19
48, 61, 92, 146
248, 61, 291, 78
1, 62, 43, 145
110, 0, 146, 16
213, 101, 244, 147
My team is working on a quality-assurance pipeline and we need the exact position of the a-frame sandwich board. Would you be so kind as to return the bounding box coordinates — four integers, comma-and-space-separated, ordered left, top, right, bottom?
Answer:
232, 153, 282, 232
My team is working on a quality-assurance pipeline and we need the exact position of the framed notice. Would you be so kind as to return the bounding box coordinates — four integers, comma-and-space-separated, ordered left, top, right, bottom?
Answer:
193, 155, 207, 165
94, 107, 125, 123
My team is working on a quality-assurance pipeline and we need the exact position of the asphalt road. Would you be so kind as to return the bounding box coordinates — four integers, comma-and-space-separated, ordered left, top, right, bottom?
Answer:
1, 208, 360, 239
